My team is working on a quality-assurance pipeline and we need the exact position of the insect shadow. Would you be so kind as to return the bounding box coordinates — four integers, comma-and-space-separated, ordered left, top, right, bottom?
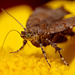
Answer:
1, 6, 75, 67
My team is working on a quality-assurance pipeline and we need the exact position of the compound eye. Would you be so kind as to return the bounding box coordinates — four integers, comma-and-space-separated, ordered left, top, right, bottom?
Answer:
26, 34, 31, 38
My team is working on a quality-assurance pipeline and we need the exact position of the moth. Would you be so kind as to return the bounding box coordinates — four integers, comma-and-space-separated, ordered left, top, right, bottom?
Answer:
1, 6, 75, 67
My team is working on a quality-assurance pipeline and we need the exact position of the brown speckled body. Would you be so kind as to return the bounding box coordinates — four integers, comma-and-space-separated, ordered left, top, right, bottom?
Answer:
25, 7, 75, 47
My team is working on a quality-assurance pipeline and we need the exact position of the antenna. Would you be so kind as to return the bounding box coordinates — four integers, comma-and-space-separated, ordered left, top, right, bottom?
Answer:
1, 30, 21, 50
1, 8, 26, 31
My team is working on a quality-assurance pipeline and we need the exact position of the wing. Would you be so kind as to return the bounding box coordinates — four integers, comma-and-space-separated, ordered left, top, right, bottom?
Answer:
26, 6, 70, 33
47, 17, 75, 34
27, 17, 75, 35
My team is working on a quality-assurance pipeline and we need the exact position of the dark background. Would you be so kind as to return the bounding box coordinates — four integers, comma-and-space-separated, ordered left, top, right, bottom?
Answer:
0, 0, 51, 11
0, 0, 74, 12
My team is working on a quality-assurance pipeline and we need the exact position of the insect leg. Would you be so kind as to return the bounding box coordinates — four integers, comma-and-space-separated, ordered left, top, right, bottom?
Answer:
40, 43, 51, 67
46, 38, 69, 66
10, 40, 27, 53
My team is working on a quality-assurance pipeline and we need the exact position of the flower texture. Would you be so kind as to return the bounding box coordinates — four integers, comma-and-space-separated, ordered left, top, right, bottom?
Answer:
0, 1, 75, 75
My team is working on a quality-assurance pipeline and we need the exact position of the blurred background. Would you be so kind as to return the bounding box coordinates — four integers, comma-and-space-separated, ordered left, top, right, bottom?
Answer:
0, 1, 75, 75
0, 0, 50, 11
0, 0, 75, 12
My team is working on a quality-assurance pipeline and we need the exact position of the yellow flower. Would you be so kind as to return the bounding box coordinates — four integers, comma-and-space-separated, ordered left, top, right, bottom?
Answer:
0, 1, 75, 75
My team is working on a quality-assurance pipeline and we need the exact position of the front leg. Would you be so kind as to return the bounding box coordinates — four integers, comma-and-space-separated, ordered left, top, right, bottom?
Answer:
10, 40, 27, 53
46, 38, 69, 66
40, 43, 51, 67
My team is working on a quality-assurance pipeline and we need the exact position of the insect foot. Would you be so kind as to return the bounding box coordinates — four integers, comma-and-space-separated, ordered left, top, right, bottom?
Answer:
40, 43, 51, 67
58, 50, 69, 66
10, 40, 27, 53
54, 46, 69, 66
46, 38, 69, 66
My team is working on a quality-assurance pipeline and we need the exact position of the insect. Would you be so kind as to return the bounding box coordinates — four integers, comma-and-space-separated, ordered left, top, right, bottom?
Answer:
1, 6, 75, 67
